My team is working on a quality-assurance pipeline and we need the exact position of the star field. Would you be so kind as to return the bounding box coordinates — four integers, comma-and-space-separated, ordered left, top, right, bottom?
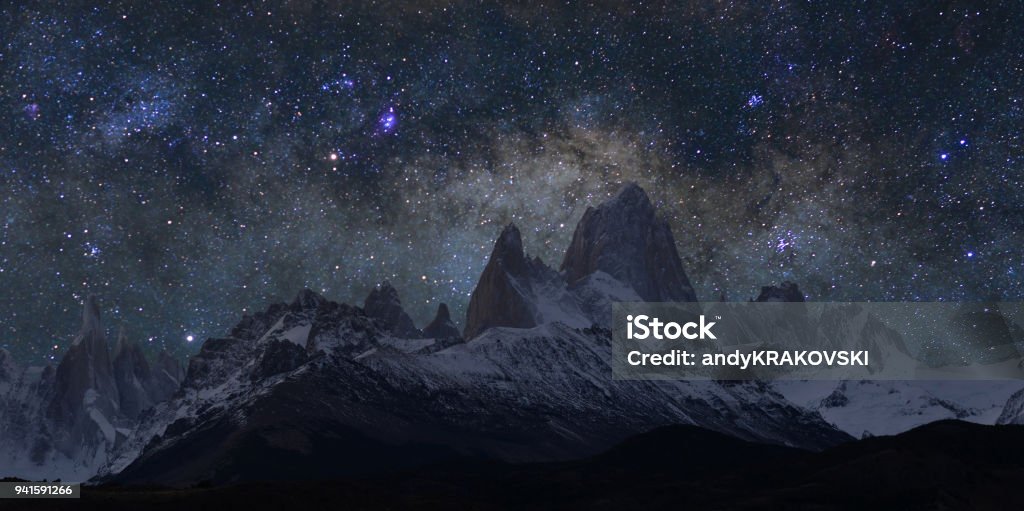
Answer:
1, 1, 1022, 363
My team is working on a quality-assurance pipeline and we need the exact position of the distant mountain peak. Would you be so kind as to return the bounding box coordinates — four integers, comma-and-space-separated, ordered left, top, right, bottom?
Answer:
364, 281, 421, 338
464, 225, 544, 338
492, 223, 529, 276
112, 325, 130, 359
423, 303, 461, 339
292, 288, 327, 310
78, 294, 103, 342
465, 183, 700, 338
609, 181, 652, 209
433, 302, 451, 322
47, 295, 121, 460
561, 182, 697, 302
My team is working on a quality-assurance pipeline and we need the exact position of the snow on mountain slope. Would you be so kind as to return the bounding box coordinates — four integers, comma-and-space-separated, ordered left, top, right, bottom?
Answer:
102, 295, 850, 485
776, 380, 1023, 437
998, 387, 1024, 424
0, 297, 184, 481
99, 184, 852, 484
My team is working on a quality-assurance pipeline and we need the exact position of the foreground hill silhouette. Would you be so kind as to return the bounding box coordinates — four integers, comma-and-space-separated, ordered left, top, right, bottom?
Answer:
8, 420, 1024, 510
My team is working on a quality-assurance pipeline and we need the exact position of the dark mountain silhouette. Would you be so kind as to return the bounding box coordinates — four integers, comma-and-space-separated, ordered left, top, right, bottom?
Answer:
364, 281, 422, 338
9, 421, 1024, 510
422, 303, 461, 339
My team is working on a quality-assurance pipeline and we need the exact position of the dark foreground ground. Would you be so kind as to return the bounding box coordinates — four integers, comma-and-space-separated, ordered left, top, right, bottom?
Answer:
6, 420, 1024, 510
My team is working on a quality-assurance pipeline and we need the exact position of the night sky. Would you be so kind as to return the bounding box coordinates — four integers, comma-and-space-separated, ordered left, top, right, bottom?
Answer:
1, 1, 1022, 363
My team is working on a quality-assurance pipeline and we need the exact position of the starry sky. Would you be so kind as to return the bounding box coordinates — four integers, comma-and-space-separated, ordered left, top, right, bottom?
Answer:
1, 1, 1022, 363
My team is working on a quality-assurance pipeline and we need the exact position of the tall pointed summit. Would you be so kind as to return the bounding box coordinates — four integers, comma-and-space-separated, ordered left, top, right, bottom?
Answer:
423, 303, 461, 339
46, 295, 121, 459
463, 224, 543, 339
561, 183, 697, 302
364, 281, 422, 338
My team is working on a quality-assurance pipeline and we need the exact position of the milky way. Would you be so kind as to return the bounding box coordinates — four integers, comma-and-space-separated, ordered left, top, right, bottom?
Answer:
1, 2, 1022, 363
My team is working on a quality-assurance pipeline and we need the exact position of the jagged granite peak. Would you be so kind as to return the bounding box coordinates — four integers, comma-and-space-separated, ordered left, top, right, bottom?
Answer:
291, 288, 328, 311
111, 327, 155, 419
104, 319, 850, 485
560, 183, 697, 302
755, 281, 805, 302
364, 281, 422, 338
492, 223, 530, 276
46, 294, 121, 462
464, 223, 543, 339
422, 303, 461, 339
998, 387, 1024, 425
78, 294, 103, 343
155, 349, 186, 384
0, 298, 187, 481
111, 325, 130, 359
230, 301, 291, 341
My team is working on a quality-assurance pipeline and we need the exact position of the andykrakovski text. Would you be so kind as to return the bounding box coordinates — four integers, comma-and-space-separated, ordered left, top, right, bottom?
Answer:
611, 302, 1024, 381
623, 313, 867, 370
627, 348, 867, 369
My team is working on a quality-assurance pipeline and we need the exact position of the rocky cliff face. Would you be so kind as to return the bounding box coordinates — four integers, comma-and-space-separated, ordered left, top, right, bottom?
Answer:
464, 184, 699, 340
464, 224, 547, 339
998, 387, 1024, 425
561, 183, 697, 303
364, 281, 422, 338
45, 295, 122, 461
112, 328, 181, 420
112, 328, 155, 419
422, 303, 461, 339
1, 296, 184, 480
152, 349, 185, 399
95, 184, 852, 485
102, 287, 849, 485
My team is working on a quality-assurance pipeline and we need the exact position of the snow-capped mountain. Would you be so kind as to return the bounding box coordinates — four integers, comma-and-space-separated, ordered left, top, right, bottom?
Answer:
0, 296, 184, 481
561, 182, 698, 303
777, 380, 1023, 438
464, 182, 687, 339
103, 291, 848, 485
753, 283, 1024, 437
97, 183, 850, 484
6, 182, 1020, 484
363, 280, 423, 338
997, 386, 1024, 425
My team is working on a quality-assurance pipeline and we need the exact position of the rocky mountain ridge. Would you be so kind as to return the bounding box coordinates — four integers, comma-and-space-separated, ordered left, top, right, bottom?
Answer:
0, 296, 185, 481
91, 183, 851, 484
8, 182, 1019, 484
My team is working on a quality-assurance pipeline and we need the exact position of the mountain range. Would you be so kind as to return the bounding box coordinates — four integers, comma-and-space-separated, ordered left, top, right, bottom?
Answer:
1, 182, 1021, 485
